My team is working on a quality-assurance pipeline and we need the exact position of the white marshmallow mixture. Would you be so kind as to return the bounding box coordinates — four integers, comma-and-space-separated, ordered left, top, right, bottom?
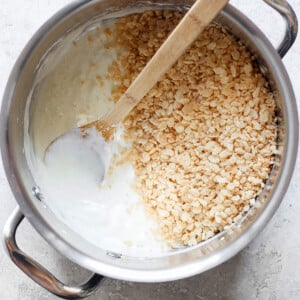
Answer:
25, 19, 169, 257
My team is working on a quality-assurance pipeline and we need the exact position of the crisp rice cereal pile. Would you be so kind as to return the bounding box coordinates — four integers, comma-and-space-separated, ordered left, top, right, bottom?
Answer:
104, 11, 277, 247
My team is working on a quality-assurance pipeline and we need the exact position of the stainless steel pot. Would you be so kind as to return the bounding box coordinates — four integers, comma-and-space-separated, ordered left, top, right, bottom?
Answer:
0, 0, 298, 299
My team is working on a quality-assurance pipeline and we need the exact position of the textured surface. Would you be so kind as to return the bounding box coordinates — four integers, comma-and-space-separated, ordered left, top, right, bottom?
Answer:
0, 1, 300, 299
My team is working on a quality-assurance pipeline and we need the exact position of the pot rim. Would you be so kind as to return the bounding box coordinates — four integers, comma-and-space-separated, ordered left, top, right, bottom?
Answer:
1, 1, 298, 282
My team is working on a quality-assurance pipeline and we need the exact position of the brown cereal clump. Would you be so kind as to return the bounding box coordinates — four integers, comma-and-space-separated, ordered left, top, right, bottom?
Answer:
106, 11, 277, 247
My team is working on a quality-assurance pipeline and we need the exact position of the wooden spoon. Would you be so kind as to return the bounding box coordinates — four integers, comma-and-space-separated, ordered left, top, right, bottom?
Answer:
45, 0, 228, 178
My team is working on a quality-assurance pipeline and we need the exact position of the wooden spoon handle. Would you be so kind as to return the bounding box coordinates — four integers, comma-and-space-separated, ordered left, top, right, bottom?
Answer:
103, 0, 229, 126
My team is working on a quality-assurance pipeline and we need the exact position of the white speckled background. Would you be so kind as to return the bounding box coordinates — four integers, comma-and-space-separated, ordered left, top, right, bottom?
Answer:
0, 1, 300, 299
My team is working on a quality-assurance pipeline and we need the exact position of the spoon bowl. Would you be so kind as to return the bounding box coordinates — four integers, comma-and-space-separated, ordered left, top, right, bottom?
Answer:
44, 127, 112, 183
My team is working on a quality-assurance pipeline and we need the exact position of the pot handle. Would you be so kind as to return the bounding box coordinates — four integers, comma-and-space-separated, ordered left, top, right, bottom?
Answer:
3, 207, 103, 299
263, 0, 298, 57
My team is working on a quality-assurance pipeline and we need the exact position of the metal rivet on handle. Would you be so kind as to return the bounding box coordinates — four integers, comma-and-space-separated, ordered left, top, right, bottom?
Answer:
106, 251, 122, 259
32, 186, 43, 201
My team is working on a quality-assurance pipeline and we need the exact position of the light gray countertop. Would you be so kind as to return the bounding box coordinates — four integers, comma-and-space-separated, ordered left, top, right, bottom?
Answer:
1, 1, 300, 299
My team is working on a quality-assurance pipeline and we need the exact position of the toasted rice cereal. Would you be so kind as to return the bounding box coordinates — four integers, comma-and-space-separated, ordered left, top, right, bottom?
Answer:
101, 11, 277, 247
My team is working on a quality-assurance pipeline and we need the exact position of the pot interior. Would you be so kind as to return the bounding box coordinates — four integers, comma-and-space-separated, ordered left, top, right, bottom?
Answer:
3, 0, 296, 280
